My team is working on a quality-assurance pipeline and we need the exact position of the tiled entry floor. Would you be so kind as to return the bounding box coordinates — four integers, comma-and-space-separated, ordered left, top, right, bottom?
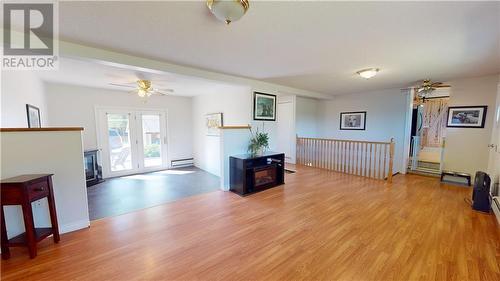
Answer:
87, 167, 220, 220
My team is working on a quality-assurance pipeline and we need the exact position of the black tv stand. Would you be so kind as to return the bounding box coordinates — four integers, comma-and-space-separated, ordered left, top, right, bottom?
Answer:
229, 152, 285, 196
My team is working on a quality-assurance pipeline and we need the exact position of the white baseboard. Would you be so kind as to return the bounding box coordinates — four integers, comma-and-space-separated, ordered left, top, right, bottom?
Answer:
59, 219, 90, 234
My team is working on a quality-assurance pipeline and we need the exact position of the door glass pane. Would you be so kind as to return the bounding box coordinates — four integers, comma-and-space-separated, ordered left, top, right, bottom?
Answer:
142, 114, 162, 167
107, 114, 132, 171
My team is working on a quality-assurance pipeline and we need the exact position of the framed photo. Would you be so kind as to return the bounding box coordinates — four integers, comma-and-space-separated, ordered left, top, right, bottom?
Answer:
26, 104, 41, 128
340, 111, 366, 130
446, 106, 487, 128
253, 92, 276, 121
206, 113, 223, 136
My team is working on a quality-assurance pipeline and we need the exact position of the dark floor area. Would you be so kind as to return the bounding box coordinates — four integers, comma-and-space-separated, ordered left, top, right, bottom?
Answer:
87, 166, 220, 220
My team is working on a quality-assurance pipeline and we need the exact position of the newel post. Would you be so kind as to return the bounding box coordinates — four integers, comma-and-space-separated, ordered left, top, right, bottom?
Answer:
296, 134, 300, 165
387, 138, 395, 183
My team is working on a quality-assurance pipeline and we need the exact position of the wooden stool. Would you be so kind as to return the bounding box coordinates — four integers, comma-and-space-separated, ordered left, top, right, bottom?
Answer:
1, 174, 60, 259
440, 170, 471, 186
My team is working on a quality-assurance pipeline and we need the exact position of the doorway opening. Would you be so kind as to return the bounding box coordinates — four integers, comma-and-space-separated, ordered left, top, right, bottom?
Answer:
408, 93, 449, 175
96, 108, 168, 178
276, 96, 296, 164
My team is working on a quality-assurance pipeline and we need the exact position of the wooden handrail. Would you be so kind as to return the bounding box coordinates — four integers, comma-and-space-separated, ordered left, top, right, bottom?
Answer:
297, 137, 391, 145
297, 136, 395, 182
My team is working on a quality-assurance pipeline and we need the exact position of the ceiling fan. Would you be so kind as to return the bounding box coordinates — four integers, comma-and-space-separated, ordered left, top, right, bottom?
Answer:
109, 80, 174, 98
415, 79, 450, 97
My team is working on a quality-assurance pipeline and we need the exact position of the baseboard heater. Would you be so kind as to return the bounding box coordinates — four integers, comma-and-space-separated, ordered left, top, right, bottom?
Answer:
171, 158, 194, 168
492, 196, 500, 225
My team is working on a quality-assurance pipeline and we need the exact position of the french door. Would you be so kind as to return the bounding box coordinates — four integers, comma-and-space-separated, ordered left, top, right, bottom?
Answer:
97, 108, 168, 178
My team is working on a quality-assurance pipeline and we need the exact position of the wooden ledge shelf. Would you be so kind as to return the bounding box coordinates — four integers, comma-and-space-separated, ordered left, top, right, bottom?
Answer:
218, 125, 251, 129
0, 127, 84, 132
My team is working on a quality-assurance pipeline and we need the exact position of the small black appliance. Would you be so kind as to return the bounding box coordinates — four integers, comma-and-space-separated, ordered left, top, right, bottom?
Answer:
472, 171, 491, 213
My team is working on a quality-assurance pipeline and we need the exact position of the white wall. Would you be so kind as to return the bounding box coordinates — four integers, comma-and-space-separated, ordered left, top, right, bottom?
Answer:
487, 80, 500, 196
44, 83, 193, 161
443, 74, 500, 179
317, 88, 408, 173
191, 84, 252, 176
296, 96, 320, 138
220, 128, 251, 190
1, 71, 49, 127
1, 130, 89, 238
192, 84, 293, 177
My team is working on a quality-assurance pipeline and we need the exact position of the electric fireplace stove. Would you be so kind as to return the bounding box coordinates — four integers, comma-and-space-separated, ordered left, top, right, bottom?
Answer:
229, 152, 285, 196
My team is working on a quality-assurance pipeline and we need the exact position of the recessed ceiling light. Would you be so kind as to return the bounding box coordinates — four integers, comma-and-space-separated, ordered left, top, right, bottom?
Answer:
357, 68, 380, 79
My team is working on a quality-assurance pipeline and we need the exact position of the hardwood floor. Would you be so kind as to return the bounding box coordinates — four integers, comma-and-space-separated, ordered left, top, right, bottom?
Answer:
1, 166, 499, 280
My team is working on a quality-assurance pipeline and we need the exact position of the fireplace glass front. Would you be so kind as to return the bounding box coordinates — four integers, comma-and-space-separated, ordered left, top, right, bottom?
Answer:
254, 165, 277, 188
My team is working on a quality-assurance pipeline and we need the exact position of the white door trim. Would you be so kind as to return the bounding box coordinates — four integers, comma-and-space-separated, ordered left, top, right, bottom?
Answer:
401, 88, 414, 174
95, 106, 170, 178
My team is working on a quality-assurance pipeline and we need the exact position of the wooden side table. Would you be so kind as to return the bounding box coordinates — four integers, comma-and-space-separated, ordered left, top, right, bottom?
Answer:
1, 174, 60, 259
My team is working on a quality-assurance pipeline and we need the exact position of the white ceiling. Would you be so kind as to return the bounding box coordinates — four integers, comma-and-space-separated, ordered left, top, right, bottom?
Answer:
38, 57, 244, 97
57, 1, 500, 95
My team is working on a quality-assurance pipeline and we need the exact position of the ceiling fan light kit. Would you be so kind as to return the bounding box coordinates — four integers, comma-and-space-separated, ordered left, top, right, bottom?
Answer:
137, 88, 149, 98
137, 79, 153, 98
207, 0, 249, 24
356, 68, 379, 79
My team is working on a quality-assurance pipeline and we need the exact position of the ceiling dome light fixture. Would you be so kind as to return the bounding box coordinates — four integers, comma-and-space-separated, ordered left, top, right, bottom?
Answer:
207, 0, 249, 25
357, 68, 380, 79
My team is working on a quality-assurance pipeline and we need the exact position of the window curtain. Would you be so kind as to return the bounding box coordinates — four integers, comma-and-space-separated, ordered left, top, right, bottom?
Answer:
421, 98, 448, 147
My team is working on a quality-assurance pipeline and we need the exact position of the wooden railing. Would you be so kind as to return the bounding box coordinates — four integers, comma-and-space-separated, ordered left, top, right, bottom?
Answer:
296, 137, 395, 183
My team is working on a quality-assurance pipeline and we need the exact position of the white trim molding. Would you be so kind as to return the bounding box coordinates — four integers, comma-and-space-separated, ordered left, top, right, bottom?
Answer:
401, 88, 414, 174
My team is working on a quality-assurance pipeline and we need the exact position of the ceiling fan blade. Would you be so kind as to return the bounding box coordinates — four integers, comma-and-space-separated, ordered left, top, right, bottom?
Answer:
151, 89, 172, 95
150, 79, 173, 83
434, 85, 451, 88
155, 88, 174, 92
109, 83, 136, 88
151, 91, 167, 96
151, 87, 174, 92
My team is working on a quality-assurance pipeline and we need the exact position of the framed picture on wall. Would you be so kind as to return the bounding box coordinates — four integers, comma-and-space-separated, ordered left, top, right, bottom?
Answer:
253, 92, 276, 121
340, 111, 366, 130
446, 106, 487, 128
26, 104, 41, 128
206, 113, 223, 136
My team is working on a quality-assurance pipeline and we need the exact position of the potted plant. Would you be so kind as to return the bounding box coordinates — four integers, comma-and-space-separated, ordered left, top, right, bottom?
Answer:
248, 127, 269, 156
